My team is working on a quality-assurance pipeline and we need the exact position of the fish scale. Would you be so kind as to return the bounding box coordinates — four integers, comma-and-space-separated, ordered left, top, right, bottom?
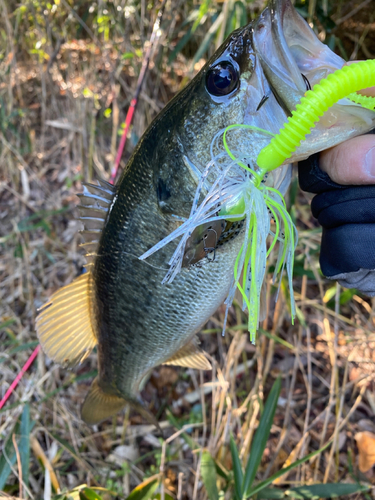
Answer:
92, 155, 242, 403
36, 0, 375, 426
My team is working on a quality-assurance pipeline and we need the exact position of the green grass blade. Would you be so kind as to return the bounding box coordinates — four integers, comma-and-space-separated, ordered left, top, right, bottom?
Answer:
286, 483, 370, 499
191, 13, 222, 68
0, 405, 35, 489
80, 488, 104, 500
0, 420, 20, 489
246, 440, 332, 498
242, 377, 281, 494
78, 486, 117, 500
191, 0, 211, 32
168, 27, 194, 64
125, 476, 159, 500
258, 329, 294, 351
166, 410, 200, 451
257, 487, 286, 499
201, 450, 219, 500
0, 341, 40, 364
229, 434, 243, 500
214, 458, 230, 481
19, 403, 31, 488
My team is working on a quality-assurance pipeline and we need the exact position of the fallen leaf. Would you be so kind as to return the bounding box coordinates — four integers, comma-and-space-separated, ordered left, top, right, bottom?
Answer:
355, 431, 375, 472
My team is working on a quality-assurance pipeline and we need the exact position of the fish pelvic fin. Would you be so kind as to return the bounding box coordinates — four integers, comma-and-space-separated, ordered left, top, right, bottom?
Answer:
163, 338, 212, 370
36, 272, 97, 368
81, 378, 161, 432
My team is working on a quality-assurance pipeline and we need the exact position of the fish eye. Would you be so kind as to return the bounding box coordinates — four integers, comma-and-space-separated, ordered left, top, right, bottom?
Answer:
206, 61, 239, 97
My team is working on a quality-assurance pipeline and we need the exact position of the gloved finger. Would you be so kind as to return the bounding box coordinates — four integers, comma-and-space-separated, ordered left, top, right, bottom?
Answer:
319, 134, 375, 185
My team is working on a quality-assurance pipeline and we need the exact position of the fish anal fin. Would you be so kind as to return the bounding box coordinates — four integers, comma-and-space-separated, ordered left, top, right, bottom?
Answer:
163, 339, 212, 370
81, 378, 126, 425
36, 273, 97, 368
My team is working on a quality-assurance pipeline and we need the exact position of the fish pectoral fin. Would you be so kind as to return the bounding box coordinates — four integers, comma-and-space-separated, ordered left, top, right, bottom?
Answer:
36, 272, 97, 368
163, 339, 212, 370
81, 377, 126, 425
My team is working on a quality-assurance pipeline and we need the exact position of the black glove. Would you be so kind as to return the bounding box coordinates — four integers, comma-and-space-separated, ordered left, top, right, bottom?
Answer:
298, 132, 375, 296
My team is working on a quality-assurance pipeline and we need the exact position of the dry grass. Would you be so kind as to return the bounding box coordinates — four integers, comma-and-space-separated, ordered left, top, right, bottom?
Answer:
1, 0, 375, 498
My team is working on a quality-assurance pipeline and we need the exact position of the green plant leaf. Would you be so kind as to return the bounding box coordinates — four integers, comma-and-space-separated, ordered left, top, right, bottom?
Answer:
19, 403, 31, 488
53, 485, 115, 500
286, 483, 370, 499
201, 450, 219, 500
166, 410, 199, 451
125, 476, 159, 500
190, 26, 217, 67
251, 483, 368, 499
49, 432, 82, 463
214, 458, 230, 481
0, 341, 40, 364
79, 490, 102, 500
79, 486, 118, 500
257, 486, 286, 499
246, 440, 332, 498
242, 377, 281, 494
168, 27, 194, 64
0, 405, 35, 490
191, 0, 211, 31
0, 421, 20, 489
229, 434, 243, 500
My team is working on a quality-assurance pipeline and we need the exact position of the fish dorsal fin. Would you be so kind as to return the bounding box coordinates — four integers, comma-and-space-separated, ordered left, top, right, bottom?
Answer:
81, 377, 126, 425
77, 178, 116, 267
163, 339, 212, 370
36, 272, 97, 368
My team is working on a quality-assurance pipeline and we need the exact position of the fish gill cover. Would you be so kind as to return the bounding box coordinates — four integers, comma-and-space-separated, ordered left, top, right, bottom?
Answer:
140, 61, 375, 343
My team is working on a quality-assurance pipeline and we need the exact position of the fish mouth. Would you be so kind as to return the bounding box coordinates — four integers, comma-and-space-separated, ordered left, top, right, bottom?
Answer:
253, 0, 343, 113
250, 0, 375, 160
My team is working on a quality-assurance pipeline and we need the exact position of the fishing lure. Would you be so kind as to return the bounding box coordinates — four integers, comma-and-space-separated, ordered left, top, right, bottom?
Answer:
257, 60, 375, 172
141, 61, 375, 343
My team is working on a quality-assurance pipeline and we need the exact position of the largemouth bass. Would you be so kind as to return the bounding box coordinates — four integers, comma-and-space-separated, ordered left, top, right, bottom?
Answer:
36, 0, 375, 425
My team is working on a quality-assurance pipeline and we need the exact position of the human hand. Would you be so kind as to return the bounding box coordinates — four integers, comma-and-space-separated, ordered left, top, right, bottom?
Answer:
320, 82, 375, 185
298, 82, 375, 295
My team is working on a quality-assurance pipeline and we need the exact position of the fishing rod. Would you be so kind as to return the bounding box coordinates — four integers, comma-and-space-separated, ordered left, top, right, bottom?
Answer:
0, 1, 167, 412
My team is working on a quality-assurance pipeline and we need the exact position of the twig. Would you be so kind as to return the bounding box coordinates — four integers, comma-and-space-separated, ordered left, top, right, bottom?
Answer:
30, 436, 60, 493
323, 358, 349, 482
334, 0, 372, 25
0, 182, 37, 213
159, 423, 203, 500
177, 472, 184, 500
0, 0, 169, 416
12, 433, 23, 500
110, 0, 167, 183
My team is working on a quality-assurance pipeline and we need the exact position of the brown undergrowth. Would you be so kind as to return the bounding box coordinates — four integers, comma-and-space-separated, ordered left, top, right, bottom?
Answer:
1, 0, 375, 498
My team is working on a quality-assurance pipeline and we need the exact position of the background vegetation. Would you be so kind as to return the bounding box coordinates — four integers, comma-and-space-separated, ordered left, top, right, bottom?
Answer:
1, 0, 375, 498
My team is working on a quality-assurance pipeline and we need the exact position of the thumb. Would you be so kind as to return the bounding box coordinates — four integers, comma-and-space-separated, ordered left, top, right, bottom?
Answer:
320, 134, 375, 185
